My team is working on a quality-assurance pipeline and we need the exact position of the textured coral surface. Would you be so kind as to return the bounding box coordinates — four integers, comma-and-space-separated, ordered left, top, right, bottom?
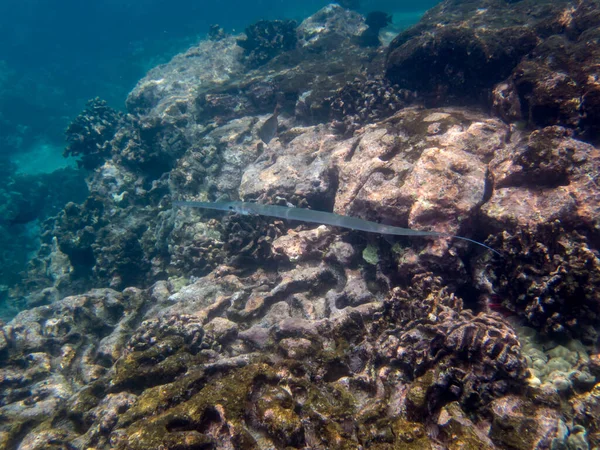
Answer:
2, 1, 600, 449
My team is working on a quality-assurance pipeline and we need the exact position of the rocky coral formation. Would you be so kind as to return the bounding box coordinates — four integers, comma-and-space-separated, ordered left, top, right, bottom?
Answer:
386, 0, 543, 103
2, 267, 596, 449
493, 5, 600, 140
0, 267, 520, 448
236, 20, 298, 68
476, 126, 600, 341
3, 2, 600, 449
387, 0, 600, 144
326, 76, 416, 134
11, 4, 386, 300
239, 106, 509, 281
64, 98, 123, 170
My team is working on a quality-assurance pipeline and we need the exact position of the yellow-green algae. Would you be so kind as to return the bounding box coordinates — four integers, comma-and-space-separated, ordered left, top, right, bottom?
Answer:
406, 370, 435, 417
489, 399, 539, 450
110, 336, 206, 392
355, 399, 432, 449
113, 358, 444, 449
255, 383, 303, 445
116, 363, 273, 449
362, 244, 379, 265
117, 368, 208, 429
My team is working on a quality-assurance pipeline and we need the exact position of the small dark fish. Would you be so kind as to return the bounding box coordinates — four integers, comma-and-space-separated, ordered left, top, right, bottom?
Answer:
365, 11, 392, 30
258, 105, 279, 144
357, 11, 392, 47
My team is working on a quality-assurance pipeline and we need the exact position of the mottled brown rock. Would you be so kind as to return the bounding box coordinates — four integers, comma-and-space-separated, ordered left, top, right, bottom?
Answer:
271, 226, 335, 262
492, 1, 600, 141
204, 317, 238, 346
384, 0, 563, 102
241, 107, 508, 276
484, 126, 600, 229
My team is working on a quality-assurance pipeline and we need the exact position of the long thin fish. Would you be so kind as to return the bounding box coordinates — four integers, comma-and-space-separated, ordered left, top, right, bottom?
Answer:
173, 200, 501, 256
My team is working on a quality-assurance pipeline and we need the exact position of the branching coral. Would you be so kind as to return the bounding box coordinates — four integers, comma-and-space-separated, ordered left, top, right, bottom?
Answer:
64, 98, 123, 170
236, 20, 298, 68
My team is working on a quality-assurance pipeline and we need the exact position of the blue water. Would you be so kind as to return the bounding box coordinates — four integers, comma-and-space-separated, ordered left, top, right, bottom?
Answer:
0, 0, 438, 159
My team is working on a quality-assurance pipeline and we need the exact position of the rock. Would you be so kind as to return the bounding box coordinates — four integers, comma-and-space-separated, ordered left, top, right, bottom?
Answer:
126, 36, 243, 116
271, 226, 334, 262
385, 0, 549, 102
204, 317, 238, 346
297, 4, 365, 48
238, 325, 272, 349
324, 239, 357, 266
492, 3, 600, 141
566, 425, 589, 450
241, 107, 508, 276
278, 337, 313, 359
437, 402, 496, 449
569, 371, 597, 392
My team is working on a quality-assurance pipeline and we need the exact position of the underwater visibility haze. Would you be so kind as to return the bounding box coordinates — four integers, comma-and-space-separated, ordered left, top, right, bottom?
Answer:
1, 0, 600, 448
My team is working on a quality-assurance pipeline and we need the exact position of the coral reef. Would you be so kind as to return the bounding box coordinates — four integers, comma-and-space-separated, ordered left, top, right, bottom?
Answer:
12, 4, 385, 300
326, 76, 416, 134
3, 265, 596, 448
64, 98, 123, 170
0, 267, 530, 449
3, 2, 600, 449
386, 0, 600, 144
236, 20, 298, 68
476, 126, 600, 341
385, 0, 574, 104
493, 6, 600, 141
